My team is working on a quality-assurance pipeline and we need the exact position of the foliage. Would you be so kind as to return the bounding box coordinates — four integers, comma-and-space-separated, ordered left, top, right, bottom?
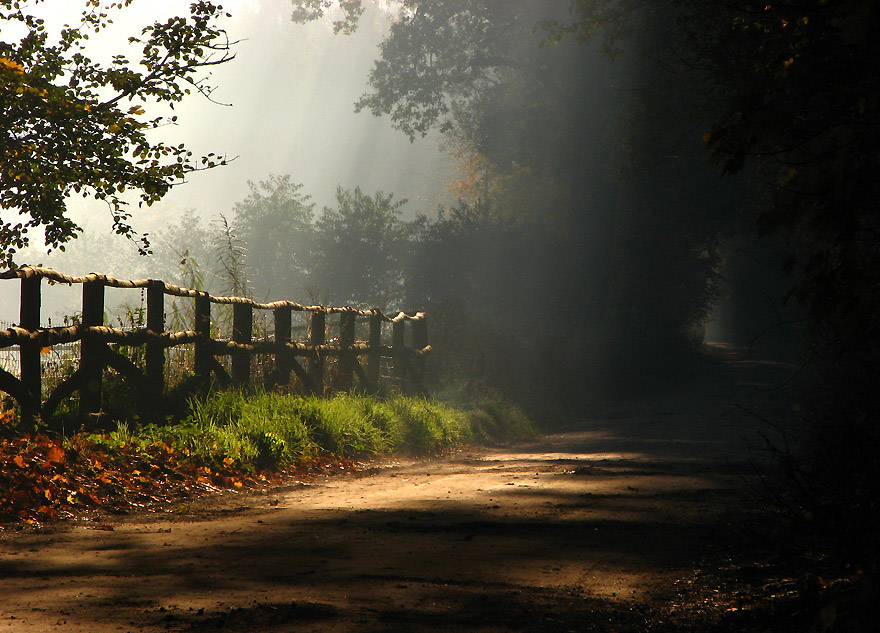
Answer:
312, 186, 409, 308
695, 0, 880, 354
291, 0, 738, 405
230, 175, 315, 299
545, 0, 880, 353
0, 0, 234, 267
290, 0, 364, 36
226, 178, 413, 310
357, 1, 555, 142
762, 354, 880, 572
444, 141, 575, 232
163, 210, 214, 282
549, 4, 880, 583
292, 1, 614, 177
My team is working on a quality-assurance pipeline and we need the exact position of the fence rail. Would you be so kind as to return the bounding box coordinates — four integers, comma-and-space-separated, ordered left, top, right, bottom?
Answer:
0, 266, 430, 423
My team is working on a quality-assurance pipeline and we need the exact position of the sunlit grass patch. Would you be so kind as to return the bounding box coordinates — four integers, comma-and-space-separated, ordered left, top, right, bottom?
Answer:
117, 390, 536, 471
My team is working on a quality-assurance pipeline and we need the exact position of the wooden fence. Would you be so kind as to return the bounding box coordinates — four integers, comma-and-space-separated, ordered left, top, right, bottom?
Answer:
0, 266, 430, 423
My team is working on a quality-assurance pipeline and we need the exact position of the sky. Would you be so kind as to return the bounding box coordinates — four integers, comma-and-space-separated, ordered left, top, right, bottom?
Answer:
1, 0, 454, 322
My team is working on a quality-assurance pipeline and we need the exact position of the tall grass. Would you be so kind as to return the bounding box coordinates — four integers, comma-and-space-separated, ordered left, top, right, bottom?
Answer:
110, 391, 534, 471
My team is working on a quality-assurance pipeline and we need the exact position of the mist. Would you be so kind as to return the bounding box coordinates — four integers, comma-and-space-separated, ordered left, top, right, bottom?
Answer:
1, 1, 452, 323
4, 3, 879, 629
1, 0, 795, 391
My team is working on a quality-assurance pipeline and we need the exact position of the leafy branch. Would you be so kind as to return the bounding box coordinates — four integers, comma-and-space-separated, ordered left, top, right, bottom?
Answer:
0, 1, 237, 267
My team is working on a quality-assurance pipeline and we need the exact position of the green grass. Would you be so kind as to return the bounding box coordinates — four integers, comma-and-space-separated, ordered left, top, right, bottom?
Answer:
85, 391, 535, 471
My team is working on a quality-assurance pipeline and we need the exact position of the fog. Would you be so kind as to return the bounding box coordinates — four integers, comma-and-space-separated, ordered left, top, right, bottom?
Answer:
2, 1, 452, 323
1, 0, 800, 395
4, 6, 877, 628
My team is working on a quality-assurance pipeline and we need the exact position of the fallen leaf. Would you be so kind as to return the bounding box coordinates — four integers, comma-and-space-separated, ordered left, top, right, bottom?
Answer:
47, 445, 66, 463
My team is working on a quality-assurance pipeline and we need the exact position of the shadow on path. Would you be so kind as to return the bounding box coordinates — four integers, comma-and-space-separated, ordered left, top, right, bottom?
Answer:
0, 346, 800, 632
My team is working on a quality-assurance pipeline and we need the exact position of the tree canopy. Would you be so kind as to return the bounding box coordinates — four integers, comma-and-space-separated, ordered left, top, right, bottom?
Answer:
313, 186, 409, 308
0, 0, 234, 268
231, 175, 315, 299
696, 0, 880, 346
292, 0, 737, 376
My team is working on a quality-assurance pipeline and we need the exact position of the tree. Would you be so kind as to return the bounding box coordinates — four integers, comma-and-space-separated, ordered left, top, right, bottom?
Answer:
1, 0, 235, 267
684, 0, 880, 579
697, 0, 880, 350
293, 0, 738, 388
231, 175, 315, 299
547, 0, 880, 349
313, 186, 408, 308
291, 1, 610, 174
291, 0, 622, 292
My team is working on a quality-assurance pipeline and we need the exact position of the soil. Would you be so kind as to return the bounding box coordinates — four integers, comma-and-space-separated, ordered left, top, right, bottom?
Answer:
0, 345, 808, 632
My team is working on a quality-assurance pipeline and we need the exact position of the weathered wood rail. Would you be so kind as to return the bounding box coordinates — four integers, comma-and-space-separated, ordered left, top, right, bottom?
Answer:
0, 266, 430, 422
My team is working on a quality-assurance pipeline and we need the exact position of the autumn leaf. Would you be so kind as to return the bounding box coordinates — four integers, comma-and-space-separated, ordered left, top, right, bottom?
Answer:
0, 57, 25, 73
46, 445, 66, 464
13, 455, 25, 468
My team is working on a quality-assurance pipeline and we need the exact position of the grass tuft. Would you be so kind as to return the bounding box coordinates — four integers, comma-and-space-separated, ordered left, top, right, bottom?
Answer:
101, 391, 535, 471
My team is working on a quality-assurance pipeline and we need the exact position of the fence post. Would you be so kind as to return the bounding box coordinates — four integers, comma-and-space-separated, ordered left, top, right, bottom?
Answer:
367, 312, 382, 391
339, 311, 355, 391
193, 292, 211, 385
145, 280, 165, 404
79, 279, 105, 417
392, 317, 407, 394
411, 313, 428, 389
274, 306, 292, 387
19, 275, 41, 421
232, 302, 252, 388
309, 311, 325, 395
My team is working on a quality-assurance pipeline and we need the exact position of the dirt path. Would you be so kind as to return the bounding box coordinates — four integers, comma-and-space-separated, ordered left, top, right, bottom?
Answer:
0, 346, 796, 632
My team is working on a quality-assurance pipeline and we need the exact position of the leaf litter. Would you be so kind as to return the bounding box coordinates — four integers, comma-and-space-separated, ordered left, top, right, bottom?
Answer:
0, 430, 360, 528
